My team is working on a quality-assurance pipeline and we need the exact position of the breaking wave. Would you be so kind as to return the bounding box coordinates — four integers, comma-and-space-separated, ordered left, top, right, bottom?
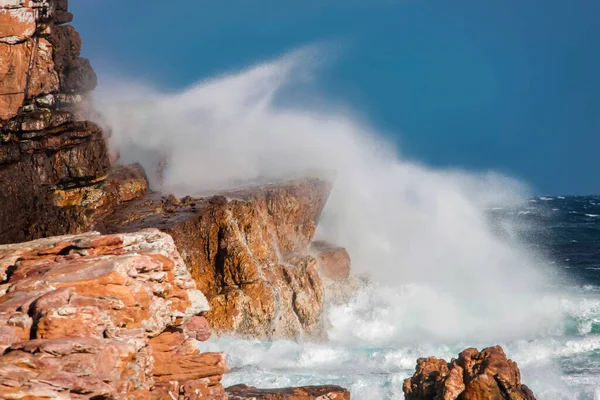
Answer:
94, 48, 594, 398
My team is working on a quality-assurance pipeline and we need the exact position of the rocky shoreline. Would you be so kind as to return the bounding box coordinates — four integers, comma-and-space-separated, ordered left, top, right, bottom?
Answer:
0, 1, 537, 399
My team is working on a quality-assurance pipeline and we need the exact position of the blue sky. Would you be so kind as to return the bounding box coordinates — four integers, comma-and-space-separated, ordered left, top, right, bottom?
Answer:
72, 1, 598, 195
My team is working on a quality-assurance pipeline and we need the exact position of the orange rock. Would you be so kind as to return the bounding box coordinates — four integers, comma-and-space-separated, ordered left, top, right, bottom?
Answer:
181, 379, 227, 400
0, 7, 36, 44
310, 241, 351, 280
150, 330, 227, 384
100, 178, 331, 339
0, 229, 213, 397
403, 346, 536, 400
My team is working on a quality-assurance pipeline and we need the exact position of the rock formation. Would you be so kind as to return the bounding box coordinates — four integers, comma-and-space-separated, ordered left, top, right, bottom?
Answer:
0, 0, 147, 245
0, 0, 354, 342
403, 346, 536, 400
0, 2, 354, 398
226, 384, 351, 400
0, 229, 228, 399
97, 179, 332, 339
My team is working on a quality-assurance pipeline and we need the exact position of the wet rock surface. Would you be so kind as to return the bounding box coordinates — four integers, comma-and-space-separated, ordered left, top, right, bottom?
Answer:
403, 346, 536, 400
226, 384, 351, 400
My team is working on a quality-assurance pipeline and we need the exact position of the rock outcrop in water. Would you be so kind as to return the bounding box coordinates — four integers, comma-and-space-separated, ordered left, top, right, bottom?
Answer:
0, 229, 227, 399
403, 346, 536, 400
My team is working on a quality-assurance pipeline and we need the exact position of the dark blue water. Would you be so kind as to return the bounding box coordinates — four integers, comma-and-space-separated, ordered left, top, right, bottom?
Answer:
504, 196, 600, 285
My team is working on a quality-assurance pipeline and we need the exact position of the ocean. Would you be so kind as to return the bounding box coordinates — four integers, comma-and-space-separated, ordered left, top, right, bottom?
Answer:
203, 196, 600, 399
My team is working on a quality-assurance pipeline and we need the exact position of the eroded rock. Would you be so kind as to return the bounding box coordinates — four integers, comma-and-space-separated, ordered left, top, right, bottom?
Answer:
0, 229, 228, 399
403, 346, 536, 400
0, 0, 119, 245
99, 178, 332, 340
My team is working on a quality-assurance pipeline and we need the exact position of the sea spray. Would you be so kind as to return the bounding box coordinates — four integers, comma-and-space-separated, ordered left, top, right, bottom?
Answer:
93, 48, 596, 398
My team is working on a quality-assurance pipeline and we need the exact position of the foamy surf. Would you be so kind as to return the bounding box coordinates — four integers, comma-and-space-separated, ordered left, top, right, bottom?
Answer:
198, 283, 600, 399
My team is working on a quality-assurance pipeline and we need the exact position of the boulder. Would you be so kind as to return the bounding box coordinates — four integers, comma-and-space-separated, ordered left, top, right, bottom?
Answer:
403, 346, 536, 400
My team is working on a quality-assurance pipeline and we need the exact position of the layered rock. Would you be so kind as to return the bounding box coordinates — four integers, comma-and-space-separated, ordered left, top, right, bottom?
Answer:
0, 2, 353, 343
226, 384, 351, 400
98, 179, 333, 339
403, 346, 536, 400
310, 241, 351, 281
0, 0, 147, 245
0, 229, 228, 399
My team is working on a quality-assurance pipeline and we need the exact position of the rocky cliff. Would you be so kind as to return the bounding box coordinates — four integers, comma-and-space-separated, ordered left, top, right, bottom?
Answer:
97, 179, 333, 339
0, 0, 355, 342
0, 0, 147, 244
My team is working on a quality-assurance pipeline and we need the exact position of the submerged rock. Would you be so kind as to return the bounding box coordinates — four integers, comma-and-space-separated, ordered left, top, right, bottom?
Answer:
226, 384, 351, 400
403, 345, 536, 400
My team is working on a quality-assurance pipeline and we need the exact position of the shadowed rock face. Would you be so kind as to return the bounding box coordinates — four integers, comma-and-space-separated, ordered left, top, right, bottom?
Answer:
403, 346, 537, 400
0, 0, 146, 245
98, 178, 332, 339
226, 384, 351, 400
0, 229, 227, 399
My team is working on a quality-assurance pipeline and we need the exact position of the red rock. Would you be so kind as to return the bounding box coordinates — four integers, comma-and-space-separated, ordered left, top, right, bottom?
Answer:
0, 337, 142, 399
403, 346, 536, 400
183, 315, 212, 342
310, 241, 351, 280
226, 384, 351, 400
150, 330, 227, 383
100, 178, 331, 339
